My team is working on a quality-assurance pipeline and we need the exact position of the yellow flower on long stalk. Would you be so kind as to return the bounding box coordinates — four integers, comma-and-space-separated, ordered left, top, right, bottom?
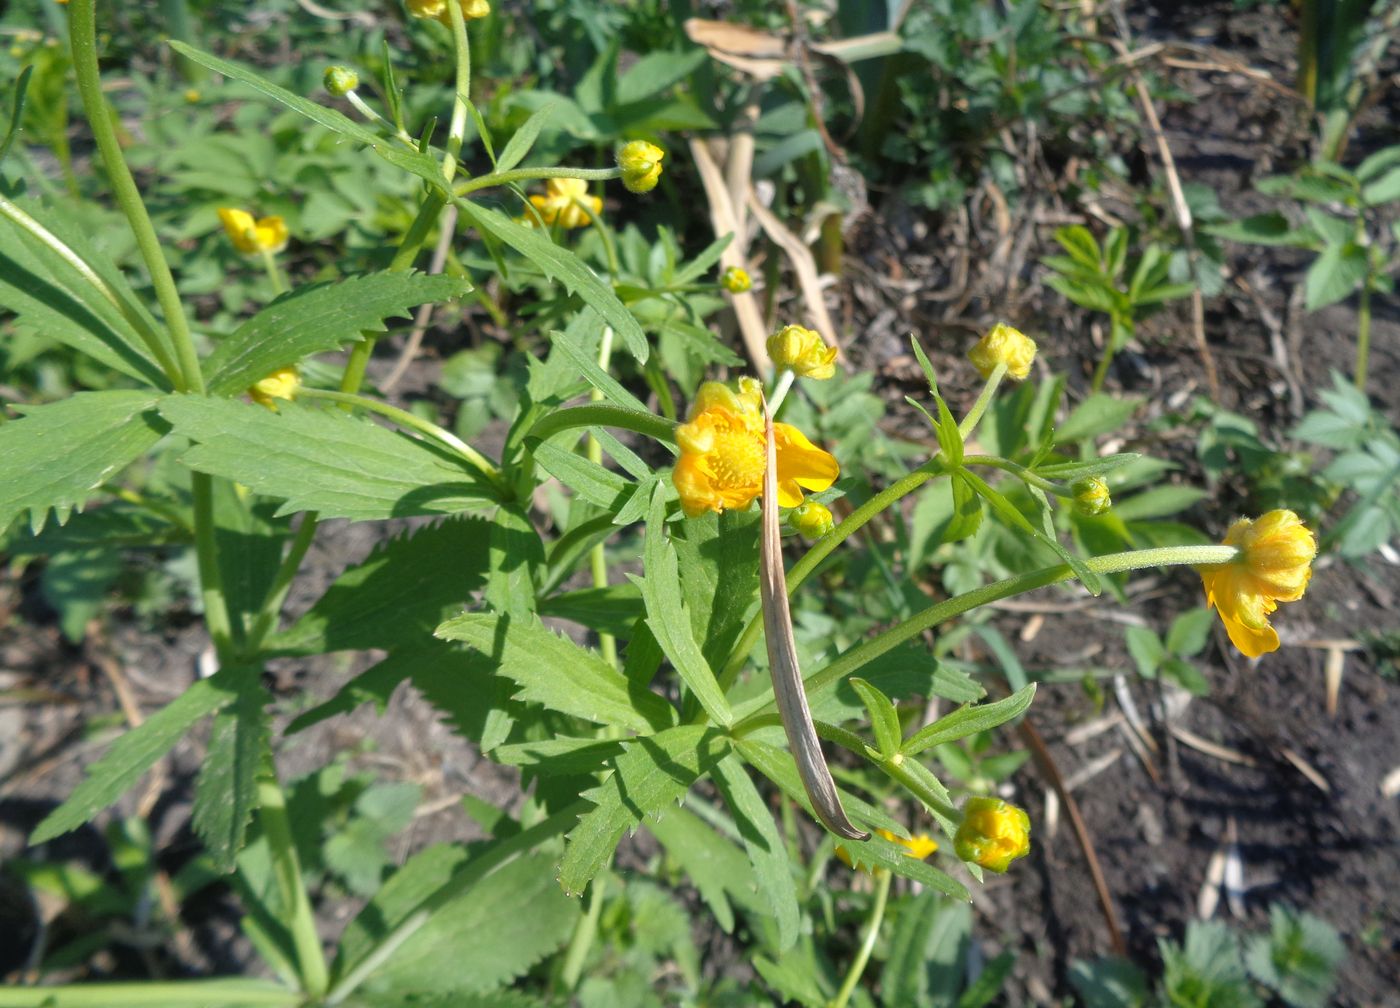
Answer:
768, 325, 838, 380
673, 377, 838, 518
968, 322, 1036, 380
1198, 509, 1316, 658
954, 796, 1031, 873
525, 178, 601, 229
218, 208, 288, 256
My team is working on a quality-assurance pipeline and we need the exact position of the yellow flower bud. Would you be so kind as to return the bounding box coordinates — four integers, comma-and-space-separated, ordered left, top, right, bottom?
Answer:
720, 265, 752, 294
324, 65, 359, 97
617, 140, 664, 194
1072, 477, 1112, 516
954, 797, 1031, 873
218, 208, 289, 256
248, 366, 300, 410
790, 501, 834, 538
968, 323, 1037, 381
767, 325, 837, 380
406, 0, 489, 23
1198, 509, 1315, 658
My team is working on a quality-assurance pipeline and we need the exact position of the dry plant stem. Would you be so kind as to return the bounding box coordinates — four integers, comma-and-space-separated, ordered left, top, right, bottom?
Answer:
1018, 717, 1128, 958
1110, 9, 1220, 400
830, 868, 892, 1008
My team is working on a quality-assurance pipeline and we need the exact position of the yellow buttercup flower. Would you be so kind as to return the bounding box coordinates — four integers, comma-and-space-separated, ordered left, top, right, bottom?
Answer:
767, 325, 837, 380
1198, 509, 1316, 658
968, 323, 1036, 381
790, 500, 834, 538
406, 0, 490, 24
720, 265, 752, 294
617, 140, 664, 194
525, 178, 601, 230
218, 208, 289, 256
248, 366, 300, 410
954, 796, 1030, 873
835, 828, 937, 871
673, 378, 838, 519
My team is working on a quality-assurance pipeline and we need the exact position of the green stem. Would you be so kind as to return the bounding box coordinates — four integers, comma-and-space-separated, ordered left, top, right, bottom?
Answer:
589, 328, 619, 670
717, 460, 945, 692
0, 196, 182, 386
768, 368, 797, 414
257, 769, 328, 999
69, 0, 203, 394
443, 0, 471, 183
346, 90, 416, 146
575, 197, 620, 275
526, 403, 678, 445
731, 544, 1237, 728
455, 166, 621, 197
1355, 282, 1371, 390
244, 514, 319, 655
962, 454, 1067, 497
830, 867, 892, 1008
190, 474, 236, 657
0, 980, 299, 1007
259, 245, 288, 296
1090, 343, 1114, 394
958, 362, 1005, 440
298, 387, 504, 488
558, 872, 607, 990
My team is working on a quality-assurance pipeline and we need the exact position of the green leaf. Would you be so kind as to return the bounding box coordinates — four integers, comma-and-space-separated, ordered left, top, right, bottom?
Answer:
192, 675, 270, 872
531, 440, 631, 511
616, 48, 708, 105
1161, 920, 1262, 1008
901, 685, 1036, 757
637, 487, 732, 725
159, 397, 498, 520
31, 670, 243, 843
645, 806, 742, 933
882, 891, 972, 1006
269, 518, 492, 656
546, 326, 649, 413
0, 391, 167, 534
457, 201, 647, 361
558, 725, 730, 895
486, 504, 544, 618
849, 677, 902, 759
1069, 957, 1150, 1008
361, 851, 580, 996
944, 471, 984, 543
205, 273, 470, 396
1112, 485, 1206, 521
1207, 212, 1316, 248
537, 583, 644, 638
1304, 241, 1368, 310
1244, 905, 1344, 1008
169, 42, 449, 191
39, 548, 123, 643
1124, 625, 1165, 678
713, 753, 800, 950
1361, 167, 1400, 204
671, 507, 761, 671
1057, 394, 1142, 443
493, 102, 556, 173
435, 612, 676, 733
1055, 225, 1103, 270
1166, 607, 1215, 657
934, 393, 964, 467
0, 197, 169, 387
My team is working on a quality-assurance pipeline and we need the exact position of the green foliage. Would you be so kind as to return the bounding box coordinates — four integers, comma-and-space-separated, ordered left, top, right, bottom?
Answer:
1123, 607, 1214, 694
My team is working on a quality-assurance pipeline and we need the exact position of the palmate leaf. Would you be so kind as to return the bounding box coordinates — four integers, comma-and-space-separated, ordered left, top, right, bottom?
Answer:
205, 273, 471, 395
557, 725, 730, 895
0, 391, 168, 533
455, 200, 648, 362
158, 396, 499, 520
31, 669, 246, 843
269, 517, 492, 656
435, 612, 676, 734
0, 196, 169, 387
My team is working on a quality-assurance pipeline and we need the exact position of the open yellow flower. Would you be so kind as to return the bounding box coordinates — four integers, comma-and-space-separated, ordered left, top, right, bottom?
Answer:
406, 0, 490, 24
968, 323, 1036, 381
673, 378, 838, 518
525, 178, 601, 229
1199, 509, 1316, 658
218, 208, 288, 256
953, 796, 1030, 873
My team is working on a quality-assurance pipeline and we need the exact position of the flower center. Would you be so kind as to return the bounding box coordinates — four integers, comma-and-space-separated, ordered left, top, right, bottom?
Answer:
707, 428, 765, 490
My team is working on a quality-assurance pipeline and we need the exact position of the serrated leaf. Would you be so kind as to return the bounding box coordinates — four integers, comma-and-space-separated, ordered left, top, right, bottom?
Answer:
537, 583, 644, 638
901, 685, 1036, 757
0, 197, 169, 387
192, 674, 270, 871
435, 612, 676, 733
713, 753, 800, 950
169, 43, 449, 191
10, 501, 180, 554
1, 391, 167, 534
361, 852, 580, 996
638, 487, 731, 725
32, 670, 243, 843
269, 518, 492, 656
485, 504, 544, 618
457, 201, 647, 361
558, 725, 730, 895
671, 507, 761, 670
645, 805, 744, 933
159, 396, 498, 520
205, 273, 470, 395
531, 440, 631, 510
546, 326, 649, 412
